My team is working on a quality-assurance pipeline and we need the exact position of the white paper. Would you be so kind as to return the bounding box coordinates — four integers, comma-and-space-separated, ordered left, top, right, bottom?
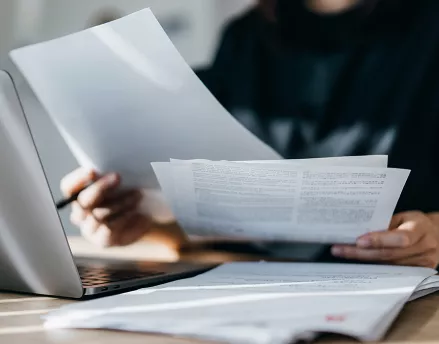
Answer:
234, 155, 389, 167
415, 275, 439, 291
153, 159, 409, 243
44, 262, 436, 344
408, 275, 439, 302
10, 8, 280, 188
152, 155, 389, 224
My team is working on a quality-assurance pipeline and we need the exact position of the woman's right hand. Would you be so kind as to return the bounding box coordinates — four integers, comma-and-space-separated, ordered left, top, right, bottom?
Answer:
60, 168, 152, 247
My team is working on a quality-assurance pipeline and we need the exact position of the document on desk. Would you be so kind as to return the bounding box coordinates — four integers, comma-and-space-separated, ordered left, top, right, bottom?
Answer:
44, 262, 437, 344
409, 275, 439, 302
152, 157, 410, 244
10, 8, 280, 188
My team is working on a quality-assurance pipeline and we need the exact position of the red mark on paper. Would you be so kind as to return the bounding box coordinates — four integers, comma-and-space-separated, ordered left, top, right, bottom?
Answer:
325, 315, 346, 322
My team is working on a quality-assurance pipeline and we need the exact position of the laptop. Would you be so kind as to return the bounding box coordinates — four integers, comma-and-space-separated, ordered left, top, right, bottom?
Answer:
0, 70, 212, 299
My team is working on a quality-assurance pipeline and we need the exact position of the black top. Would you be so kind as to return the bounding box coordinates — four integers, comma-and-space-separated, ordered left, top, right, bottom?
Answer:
196, 0, 439, 216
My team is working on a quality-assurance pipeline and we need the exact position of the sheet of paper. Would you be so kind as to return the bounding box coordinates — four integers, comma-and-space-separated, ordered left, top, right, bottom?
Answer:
233, 155, 388, 167
152, 155, 389, 225
415, 275, 439, 290
408, 275, 439, 302
44, 263, 435, 344
409, 288, 439, 302
153, 160, 409, 243
10, 8, 280, 188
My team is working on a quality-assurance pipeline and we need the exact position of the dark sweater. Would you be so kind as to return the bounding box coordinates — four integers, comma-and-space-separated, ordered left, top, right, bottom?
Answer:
197, 1, 439, 216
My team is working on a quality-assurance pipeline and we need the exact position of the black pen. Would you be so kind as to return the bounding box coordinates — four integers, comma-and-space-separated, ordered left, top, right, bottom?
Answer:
56, 183, 94, 210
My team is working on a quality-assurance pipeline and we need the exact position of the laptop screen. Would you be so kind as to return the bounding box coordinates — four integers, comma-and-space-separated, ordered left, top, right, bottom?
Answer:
2, 71, 79, 236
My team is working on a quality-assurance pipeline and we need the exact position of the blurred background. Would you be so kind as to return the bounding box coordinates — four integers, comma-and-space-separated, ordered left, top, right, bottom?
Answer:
0, 0, 255, 235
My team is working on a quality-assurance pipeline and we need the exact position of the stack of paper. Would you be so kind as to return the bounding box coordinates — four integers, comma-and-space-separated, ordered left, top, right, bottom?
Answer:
44, 262, 438, 343
409, 275, 439, 301
152, 156, 410, 244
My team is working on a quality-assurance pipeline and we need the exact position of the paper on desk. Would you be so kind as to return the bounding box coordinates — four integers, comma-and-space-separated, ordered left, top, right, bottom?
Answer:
409, 275, 439, 302
152, 159, 409, 244
44, 263, 436, 344
10, 8, 280, 188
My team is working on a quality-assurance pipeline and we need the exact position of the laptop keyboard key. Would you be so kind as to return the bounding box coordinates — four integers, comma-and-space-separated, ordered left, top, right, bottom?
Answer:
77, 265, 167, 287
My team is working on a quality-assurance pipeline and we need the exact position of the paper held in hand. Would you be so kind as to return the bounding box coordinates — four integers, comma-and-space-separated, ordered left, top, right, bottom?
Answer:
10, 7, 410, 244
152, 155, 410, 244
10, 8, 280, 189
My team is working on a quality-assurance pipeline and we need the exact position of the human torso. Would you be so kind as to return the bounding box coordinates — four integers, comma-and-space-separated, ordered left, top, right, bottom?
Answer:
199, 1, 439, 215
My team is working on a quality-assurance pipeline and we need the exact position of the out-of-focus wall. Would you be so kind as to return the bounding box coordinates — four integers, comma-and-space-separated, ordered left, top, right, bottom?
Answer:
39, 0, 214, 68
11, 0, 255, 68
1, 0, 255, 235
0, 0, 17, 67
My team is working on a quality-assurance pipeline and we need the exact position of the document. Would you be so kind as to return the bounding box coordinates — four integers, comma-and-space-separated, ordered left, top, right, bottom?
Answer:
10, 8, 280, 188
152, 157, 410, 244
409, 275, 439, 302
43, 262, 437, 344
234, 155, 388, 167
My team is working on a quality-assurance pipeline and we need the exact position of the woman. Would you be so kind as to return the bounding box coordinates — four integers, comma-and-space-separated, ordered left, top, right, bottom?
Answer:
61, 0, 439, 268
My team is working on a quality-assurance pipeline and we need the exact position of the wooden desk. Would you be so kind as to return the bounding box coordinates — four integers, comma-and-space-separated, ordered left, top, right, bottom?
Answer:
1, 238, 439, 344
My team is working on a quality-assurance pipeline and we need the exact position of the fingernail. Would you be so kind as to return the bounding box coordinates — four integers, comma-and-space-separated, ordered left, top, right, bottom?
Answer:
105, 173, 119, 185
331, 246, 343, 256
357, 237, 372, 248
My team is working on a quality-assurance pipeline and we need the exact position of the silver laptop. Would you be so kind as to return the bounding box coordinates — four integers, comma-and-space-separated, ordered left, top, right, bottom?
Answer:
0, 70, 212, 299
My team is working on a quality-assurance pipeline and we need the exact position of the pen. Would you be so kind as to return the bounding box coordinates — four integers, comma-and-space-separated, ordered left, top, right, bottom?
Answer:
56, 183, 93, 210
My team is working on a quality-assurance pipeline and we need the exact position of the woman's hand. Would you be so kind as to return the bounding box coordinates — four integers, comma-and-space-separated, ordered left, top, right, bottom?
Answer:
331, 211, 439, 268
60, 168, 152, 248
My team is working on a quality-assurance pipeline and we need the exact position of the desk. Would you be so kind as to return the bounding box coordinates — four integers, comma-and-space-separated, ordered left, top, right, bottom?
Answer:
1, 238, 439, 344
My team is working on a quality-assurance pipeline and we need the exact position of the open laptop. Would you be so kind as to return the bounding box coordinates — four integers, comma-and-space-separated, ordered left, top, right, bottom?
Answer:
0, 70, 213, 299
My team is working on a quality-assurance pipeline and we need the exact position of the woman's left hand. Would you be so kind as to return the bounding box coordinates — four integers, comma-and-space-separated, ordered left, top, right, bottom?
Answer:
331, 211, 439, 268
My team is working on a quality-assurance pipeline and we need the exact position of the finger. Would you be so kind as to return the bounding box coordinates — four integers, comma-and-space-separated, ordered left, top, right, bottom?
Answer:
331, 244, 424, 262
388, 212, 405, 229
102, 189, 143, 205
90, 225, 114, 248
61, 168, 98, 197
389, 211, 425, 230
356, 228, 424, 249
80, 214, 116, 248
70, 202, 87, 226
77, 173, 120, 210
80, 214, 101, 243
357, 213, 428, 249
98, 189, 143, 209
92, 191, 143, 223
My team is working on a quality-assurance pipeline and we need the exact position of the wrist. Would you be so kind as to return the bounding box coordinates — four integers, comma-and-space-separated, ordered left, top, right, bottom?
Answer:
143, 220, 189, 250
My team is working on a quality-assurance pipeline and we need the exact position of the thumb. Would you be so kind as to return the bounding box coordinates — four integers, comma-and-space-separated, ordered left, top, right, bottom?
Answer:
389, 211, 425, 231
389, 213, 404, 230
61, 168, 99, 197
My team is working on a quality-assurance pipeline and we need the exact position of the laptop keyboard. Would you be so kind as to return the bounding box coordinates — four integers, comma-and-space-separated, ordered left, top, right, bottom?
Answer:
77, 265, 167, 288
